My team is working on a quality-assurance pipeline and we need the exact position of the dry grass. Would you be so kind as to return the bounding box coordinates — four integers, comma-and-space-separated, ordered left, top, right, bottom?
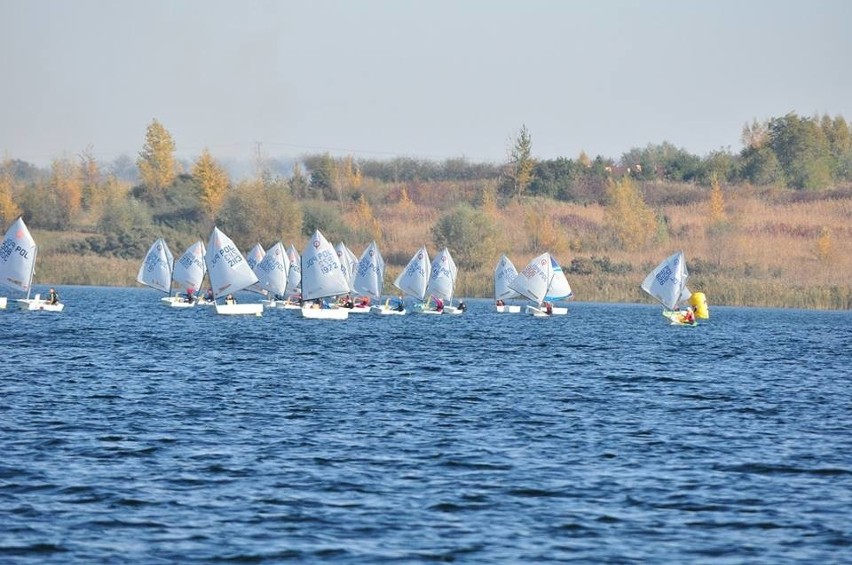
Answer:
31, 186, 852, 309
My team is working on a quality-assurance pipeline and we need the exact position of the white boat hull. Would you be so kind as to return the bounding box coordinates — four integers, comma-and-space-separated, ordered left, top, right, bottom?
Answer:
214, 303, 263, 316
301, 306, 349, 320
526, 305, 567, 317
371, 305, 406, 316
496, 304, 521, 313
0, 297, 6, 309
161, 296, 195, 308
17, 298, 64, 312
348, 305, 372, 314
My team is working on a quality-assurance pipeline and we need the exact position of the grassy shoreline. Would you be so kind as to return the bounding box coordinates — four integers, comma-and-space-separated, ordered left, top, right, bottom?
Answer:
34, 252, 851, 310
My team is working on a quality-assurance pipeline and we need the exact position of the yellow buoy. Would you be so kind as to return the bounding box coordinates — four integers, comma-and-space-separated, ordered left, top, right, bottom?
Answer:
689, 291, 709, 319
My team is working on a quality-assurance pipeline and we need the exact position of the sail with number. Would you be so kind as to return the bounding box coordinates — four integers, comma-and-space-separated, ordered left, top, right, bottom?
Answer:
425, 247, 457, 303
394, 246, 430, 301
301, 230, 350, 301
494, 254, 520, 302
352, 241, 384, 299
173, 240, 206, 292
254, 242, 289, 297
508, 252, 553, 305
137, 238, 174, 294
641, 250, 691, 310
0, 217, 37, 297
205, 227, 258, 298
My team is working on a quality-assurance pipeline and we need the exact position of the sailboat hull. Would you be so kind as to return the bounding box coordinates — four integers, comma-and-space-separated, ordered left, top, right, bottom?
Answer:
496, 304, 521, 313
301, 306, 348, 320
0, 297, 6, 309
526, 305, 567, 316
161, 296, 195, 308
215, 303, 263, 316
17, 298, 64, 312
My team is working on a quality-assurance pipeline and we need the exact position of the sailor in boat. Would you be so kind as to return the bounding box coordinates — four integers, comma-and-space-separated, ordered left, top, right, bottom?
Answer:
339, 294, 355, 309
544, 301, 553, 315
681, 307, 696, 324
47, 288, 60, 305
395, 295, 405, 312
357, 296, 371, 308
204, 288, 214, 302
185, 288, 194, 303
225, 293, 236, 305
495, 299, 505, 307
434, 297, 444, 312
457, 300, 467, 312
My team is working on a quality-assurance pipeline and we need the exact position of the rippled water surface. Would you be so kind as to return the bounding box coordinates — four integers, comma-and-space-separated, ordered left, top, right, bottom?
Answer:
2, 287, 851, 563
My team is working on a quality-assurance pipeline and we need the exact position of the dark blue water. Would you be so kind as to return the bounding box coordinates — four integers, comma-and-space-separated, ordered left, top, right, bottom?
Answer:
2, 286, 850, 563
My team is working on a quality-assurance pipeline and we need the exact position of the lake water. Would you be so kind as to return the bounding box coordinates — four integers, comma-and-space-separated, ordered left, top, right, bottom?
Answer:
2, 286, 850, 563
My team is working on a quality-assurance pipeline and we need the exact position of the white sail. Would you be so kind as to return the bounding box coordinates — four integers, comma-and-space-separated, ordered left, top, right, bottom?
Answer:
245, 243, 266, 294
301, 230, 350, 301
494, 254, 520, 301
426, 247, 457, 302
254, 241, 289, 297
335, 242, 359, 292
173, 240, 206, 291
285, 244, 301, 295
545, 255, 573, 302
137, 238, 174, 294
0, 217, 37, 296
508, 252, 553, 305
352, 241, 384, 299
205, 227, 259, 298
394, 246, 430, 301
641, 250, 691, 310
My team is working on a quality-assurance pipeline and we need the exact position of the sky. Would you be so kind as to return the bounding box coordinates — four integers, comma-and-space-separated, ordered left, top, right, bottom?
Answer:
1, 0, 851, 168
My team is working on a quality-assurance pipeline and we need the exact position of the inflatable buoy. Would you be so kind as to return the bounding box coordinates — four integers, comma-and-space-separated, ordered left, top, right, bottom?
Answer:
689, 291, 709, 319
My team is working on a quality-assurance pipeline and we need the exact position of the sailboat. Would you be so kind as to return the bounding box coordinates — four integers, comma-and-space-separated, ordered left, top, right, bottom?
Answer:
244, 242, 266, 297
0, 217, 63, 312
494, 254, 521, 313
641, 250, 696, 325
335, 241, 366, 312
425, 247, 463, 314
204, 227, 263, 316
253, 241, 289, 308
137, 238, 179, 305
347, 241, 383, 313
509, 252, 572, 316
392, 246, 430, 314
163, 240, 207, 308
300, 229, 351, 320
281, 243, 302, 309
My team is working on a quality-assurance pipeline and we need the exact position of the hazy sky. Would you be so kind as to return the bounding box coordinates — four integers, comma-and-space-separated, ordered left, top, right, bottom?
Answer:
2, 0, 850, 166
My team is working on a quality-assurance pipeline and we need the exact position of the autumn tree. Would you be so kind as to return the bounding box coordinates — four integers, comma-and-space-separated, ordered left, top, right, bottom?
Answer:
192, 148, 230, 220
218, 178, 301, 248
432, 204, 499, 270
605, 176, 656, 251
51, 157, 83, 229
0, 158, 21, 226
137, 119, 178, 199
501, 124, 535, 199
708, 173, 726, 224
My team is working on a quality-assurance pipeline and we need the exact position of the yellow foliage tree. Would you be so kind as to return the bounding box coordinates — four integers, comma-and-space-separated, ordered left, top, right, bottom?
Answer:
192, 148, 230, 220
605, 176, 656, 251
355, 194, 382, 242
523, 205, 569, 257
816, 227, 833, 262
0, 159, 22, 226
709, 173, 726, 224
50, 157, 83, 229
78, 147, 104, 215
137, 119, 178, 198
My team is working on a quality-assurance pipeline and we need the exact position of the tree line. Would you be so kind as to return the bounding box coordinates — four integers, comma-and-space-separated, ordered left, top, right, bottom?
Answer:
0, 111, 849, 268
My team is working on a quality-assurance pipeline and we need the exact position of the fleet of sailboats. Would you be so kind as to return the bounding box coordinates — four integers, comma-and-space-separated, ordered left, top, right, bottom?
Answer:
6, 216, 718, 325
